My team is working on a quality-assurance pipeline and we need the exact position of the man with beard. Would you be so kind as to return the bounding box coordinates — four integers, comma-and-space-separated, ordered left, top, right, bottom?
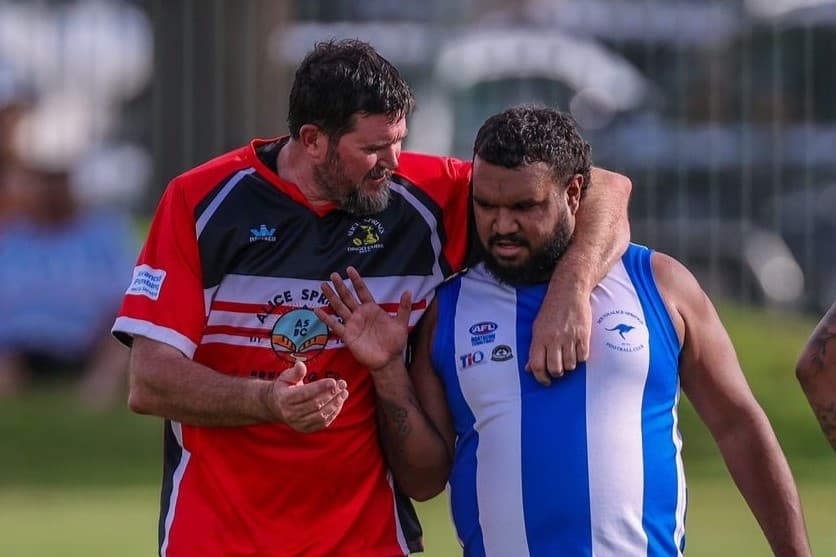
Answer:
113, 42, 632, 557
318, 106, 811, 557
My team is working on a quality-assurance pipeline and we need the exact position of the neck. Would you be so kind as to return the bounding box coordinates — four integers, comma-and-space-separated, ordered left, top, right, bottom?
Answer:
276, 138, 333, 207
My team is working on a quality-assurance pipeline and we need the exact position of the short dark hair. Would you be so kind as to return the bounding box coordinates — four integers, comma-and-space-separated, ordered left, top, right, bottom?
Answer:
473, 105, 591, 193
287, 39, 415, 139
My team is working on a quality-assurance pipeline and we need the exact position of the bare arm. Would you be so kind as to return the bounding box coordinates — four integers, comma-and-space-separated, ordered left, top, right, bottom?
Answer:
653, 252, 811, 557
372, 302, 456, 500
528, 168, 631, 384
128, 336, 348, 431
795, 301, 836, 450
316, 268, 454, 500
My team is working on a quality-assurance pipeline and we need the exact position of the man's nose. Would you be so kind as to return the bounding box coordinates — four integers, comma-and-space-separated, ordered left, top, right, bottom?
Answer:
493, 208, 519, 235
378, 144, 400, 170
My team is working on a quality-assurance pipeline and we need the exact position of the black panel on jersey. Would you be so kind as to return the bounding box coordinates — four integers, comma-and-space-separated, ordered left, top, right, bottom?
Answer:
390, 174, 456, 278
197, 172, 440, 287
193, 170, 246, 223
158, 420, 182, 553
394, 484, 424, 553
255, 139, 284, 173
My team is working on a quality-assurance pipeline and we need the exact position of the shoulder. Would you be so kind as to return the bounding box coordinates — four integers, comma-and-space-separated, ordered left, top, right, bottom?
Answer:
167, 143, 256, 206
649, 250, 713, 340
649, 251, 704, 303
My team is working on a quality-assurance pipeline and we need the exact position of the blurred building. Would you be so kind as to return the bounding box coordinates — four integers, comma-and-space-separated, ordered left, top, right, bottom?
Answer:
6, 0, 834, 313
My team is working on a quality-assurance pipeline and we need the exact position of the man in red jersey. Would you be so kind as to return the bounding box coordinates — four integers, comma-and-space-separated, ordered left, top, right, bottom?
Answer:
113, 39, 631, 556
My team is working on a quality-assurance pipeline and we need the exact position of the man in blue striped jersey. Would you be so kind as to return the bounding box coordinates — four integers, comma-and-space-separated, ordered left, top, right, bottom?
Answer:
316, 106, 811, 557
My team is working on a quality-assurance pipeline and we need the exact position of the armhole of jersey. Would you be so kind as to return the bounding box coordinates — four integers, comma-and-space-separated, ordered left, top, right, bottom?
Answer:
430, 275, 463, 375
622, 244, 681, 358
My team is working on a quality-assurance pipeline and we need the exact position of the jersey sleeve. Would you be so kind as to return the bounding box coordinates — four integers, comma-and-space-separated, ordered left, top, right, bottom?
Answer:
112, 178, 206, 358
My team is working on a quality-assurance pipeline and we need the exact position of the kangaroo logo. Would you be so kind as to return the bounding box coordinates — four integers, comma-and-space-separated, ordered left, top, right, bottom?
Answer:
606, 323, 635, 340
598, 309, 647, 353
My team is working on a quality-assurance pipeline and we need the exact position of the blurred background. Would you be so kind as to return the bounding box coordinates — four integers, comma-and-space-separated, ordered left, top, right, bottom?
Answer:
0, 0, 834, 555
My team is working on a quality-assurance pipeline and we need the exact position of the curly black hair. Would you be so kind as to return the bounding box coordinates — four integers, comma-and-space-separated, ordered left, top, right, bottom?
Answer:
287, 39, 415, 140
473, 105, 591, 193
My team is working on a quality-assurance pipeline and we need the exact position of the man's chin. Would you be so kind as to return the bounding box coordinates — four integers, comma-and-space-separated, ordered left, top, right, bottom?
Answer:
483, 259, 525, 284
342, 187, 391, 215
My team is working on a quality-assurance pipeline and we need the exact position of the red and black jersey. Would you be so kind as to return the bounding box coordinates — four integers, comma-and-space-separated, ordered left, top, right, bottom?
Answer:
113, 138, 471, 557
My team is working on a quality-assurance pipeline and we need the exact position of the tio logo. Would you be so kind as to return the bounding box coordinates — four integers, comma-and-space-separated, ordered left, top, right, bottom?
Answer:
459, 351, 485, 369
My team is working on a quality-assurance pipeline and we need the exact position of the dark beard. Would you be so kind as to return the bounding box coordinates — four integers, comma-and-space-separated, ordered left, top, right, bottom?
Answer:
482, 221, 573, 285
312, 146, 391, 215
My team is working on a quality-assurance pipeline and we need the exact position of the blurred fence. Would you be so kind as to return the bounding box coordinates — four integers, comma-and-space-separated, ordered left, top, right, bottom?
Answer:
4, 0, 835, 313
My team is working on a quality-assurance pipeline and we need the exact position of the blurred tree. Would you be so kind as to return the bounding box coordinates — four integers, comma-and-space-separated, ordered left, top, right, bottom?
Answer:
143, 0, 289, 201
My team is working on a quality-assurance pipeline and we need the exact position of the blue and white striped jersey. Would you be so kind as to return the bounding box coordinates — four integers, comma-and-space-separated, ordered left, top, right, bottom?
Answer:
431, 243, 686, 557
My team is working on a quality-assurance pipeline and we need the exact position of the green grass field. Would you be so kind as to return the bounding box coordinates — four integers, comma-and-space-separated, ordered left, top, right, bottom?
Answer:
1, 303, 834, 556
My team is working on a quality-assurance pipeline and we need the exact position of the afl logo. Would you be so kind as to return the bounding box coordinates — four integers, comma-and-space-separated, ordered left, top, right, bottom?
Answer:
469, 322, 498, 335
270, 308, 330, 363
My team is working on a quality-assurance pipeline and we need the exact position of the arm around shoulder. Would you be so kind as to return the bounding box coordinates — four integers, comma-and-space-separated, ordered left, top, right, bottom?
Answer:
527, 168, 632, 379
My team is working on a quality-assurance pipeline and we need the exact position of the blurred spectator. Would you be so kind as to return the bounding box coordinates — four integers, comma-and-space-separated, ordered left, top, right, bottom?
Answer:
0, 98, 137, 408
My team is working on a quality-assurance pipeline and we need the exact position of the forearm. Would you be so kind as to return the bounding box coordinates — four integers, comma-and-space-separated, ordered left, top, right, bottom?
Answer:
716, 411, 811, 556
371, 361, 452, 501
796, 304, 836, 449
552, 168, 630, 292
129, 342, 273, 427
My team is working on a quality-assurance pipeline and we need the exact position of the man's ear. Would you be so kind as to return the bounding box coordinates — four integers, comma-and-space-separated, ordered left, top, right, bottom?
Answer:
565, 174, 583, 214
298, 124, 329, 162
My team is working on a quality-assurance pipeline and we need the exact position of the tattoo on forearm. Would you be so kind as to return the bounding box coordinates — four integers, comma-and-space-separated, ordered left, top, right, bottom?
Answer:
814, 401, 836, 447
808, 319, 836, 374
380, 399, 411, 439
377, 389, 421, 458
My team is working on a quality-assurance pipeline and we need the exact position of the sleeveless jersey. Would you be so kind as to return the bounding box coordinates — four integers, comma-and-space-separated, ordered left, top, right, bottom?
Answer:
431, 244, 686, 557
112, 138, 471, 557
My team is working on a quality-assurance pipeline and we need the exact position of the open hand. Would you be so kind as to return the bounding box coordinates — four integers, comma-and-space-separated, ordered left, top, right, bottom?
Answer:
314, 266, 412, 371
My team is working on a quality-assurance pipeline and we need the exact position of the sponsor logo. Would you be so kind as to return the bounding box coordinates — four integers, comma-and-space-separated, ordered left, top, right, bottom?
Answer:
249, 224, 277, 242
459, 350, 485, 369
469, 321, 498, 346
491, 344, 514, 362
347, 218, 384, 253
126, 264, 166, 300
597, 309, 647, 353
270, 308, 330, 363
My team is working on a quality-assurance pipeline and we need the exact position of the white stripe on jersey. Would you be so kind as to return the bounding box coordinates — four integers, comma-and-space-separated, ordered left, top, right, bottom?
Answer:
453, 275, 531, 556
160, 421, 191, 557
208, 273, 432, 307
672, 388, 687, 556
112, 316, 198, 359
195, 168, 255, 238
204, 285, 219, 318
587, 260, 649, 555
387, 472, 411, 556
